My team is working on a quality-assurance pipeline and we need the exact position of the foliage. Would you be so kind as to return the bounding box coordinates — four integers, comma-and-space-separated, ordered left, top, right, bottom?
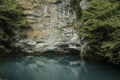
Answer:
79, 0, 120, 64
0, 0, 28, 56
70, 0, 82, 19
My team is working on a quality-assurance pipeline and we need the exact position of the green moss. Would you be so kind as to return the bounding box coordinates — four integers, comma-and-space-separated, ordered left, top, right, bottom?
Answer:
70, 0, 82, 19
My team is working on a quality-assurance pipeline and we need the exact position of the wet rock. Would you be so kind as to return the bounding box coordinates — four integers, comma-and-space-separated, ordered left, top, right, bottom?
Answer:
15, 0, 80, 54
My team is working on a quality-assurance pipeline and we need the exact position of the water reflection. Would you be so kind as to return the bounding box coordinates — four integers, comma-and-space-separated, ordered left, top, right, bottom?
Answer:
0, 55, 120, 80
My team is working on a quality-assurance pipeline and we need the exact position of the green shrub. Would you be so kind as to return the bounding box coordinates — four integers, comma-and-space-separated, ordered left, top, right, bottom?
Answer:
0, 0, 28, 55
79, 0, 120, 64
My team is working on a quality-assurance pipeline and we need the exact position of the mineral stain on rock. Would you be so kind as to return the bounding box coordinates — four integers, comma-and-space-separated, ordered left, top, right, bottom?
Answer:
15, 0, 81, 54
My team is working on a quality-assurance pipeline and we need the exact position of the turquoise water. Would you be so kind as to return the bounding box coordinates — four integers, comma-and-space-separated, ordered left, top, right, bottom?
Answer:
0, 55, 120, 80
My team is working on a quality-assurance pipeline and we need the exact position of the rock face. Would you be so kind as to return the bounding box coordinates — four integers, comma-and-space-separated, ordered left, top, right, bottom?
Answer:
15, 0, 81, 54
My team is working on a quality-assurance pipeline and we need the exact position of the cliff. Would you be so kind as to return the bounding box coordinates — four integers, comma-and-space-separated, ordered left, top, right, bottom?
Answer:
15, 0, 81, 54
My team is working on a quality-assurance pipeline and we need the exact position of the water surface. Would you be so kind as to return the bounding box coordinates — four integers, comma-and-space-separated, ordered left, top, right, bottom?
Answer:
0, 55, 120, 80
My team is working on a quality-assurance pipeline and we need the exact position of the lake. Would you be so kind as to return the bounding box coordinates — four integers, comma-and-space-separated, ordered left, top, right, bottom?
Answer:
0, 55, 120, 80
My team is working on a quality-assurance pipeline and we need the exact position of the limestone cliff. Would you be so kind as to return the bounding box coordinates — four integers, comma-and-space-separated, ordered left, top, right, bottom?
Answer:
15, 0, 81, 54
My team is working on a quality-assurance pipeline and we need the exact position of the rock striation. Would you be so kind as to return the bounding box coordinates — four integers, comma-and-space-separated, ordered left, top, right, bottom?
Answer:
15, 0, 81, 54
